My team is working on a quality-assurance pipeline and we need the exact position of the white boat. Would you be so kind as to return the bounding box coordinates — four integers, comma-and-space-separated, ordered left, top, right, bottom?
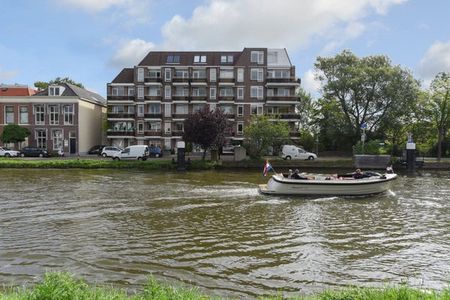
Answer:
259, 172, 397, 196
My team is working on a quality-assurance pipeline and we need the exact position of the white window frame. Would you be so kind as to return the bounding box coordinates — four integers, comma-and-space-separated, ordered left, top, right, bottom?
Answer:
237, 87, 244, 100
5, 105, 14, 124
219, 69, 234, 79
164, 68, 172, 82
210, 68, 217, 82
34, 105, 45, 125
128, 88, 134, 96
137, 121, 144, 134
251, 68, 264, 82
194, 55, 207, 63
237, 105, 244, 117
164, 85, 171, 99
36, 129, 47, 149
137, 86, 144, 99
250, 86, 264, 99
52, 129, 63, 151
237, 122, 244, 135
19, 106, 28, 124
251, 51, 264, 64
164, 104, 172, 117
237, 68, 244, 82
49, 105, 59, 125
137, 68, 144, 82
251, 105, 264, 115
137, 104, 144, 117
63, 105, 74, 125
210, 87, 216, 100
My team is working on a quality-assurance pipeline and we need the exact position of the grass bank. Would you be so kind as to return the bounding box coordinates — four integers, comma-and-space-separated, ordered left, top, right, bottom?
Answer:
1, 272, 449, 300
0, 158, 219, 171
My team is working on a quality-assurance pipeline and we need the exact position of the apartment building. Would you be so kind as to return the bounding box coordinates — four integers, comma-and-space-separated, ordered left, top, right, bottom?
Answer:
0, 83, 106, 154
106, 48, 300, 150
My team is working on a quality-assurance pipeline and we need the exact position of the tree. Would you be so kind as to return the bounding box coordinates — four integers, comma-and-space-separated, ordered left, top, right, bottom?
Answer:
244, 115, 290, 159
296, 87, 316, 131
315, 50, 419, 145
425, 72, 450, 160
34, 77, 84, 90
183, 107, 229, 160
1, 124, 31, 148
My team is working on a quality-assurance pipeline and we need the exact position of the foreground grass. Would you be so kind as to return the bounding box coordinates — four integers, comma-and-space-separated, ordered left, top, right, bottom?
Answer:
1, 272, 449, 300
0, 158, 219, 171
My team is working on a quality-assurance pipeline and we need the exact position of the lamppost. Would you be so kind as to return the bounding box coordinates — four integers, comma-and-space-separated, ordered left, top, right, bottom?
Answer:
360, 122, 367, 154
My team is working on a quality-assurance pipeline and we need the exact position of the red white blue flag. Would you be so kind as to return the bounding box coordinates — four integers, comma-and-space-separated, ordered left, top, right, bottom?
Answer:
263, 160, 272, 176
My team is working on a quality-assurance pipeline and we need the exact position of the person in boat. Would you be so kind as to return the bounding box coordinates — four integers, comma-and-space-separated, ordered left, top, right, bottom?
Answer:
292, 169, 308, 180
352, 168, 372, 179
287, 169, 293, 179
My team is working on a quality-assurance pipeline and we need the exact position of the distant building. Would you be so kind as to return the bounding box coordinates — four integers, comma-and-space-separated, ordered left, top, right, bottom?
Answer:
0, 83, 106, 154
106, 48, 301, 150
0, 84, 37, 96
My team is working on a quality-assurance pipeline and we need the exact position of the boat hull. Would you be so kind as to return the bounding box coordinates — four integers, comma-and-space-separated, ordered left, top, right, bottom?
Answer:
259, 173, 397, 196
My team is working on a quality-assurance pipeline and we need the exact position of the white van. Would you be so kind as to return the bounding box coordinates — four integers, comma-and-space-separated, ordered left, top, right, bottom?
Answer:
281, 145, 317, 160
112, 145, 149, 161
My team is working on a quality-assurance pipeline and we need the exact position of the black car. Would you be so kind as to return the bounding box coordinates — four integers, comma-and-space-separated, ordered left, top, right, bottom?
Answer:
88, 145, 105, 155
19, 147, 48, 157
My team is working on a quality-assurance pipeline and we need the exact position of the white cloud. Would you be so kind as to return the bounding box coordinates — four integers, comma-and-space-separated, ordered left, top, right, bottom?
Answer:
0, 66, 18, 81
161, 0, 406, 50
109, 39, 155, 68
58, 0, 152, 24
302, 69, 322, 95
418, 41, 450, 83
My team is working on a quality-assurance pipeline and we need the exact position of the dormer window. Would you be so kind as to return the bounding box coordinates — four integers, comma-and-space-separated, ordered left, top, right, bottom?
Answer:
194, 55, 207, 63
221, 55, 233, 63
167, 55, 180, 63
49, 86, 64, 96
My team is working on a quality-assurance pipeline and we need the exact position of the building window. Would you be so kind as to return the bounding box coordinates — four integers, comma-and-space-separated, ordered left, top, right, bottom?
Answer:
220, 55, 234, 63
267, 106, 279, 115
137, 86, 144, 99
251, 51, 264, 64
112, 86, 125, 96
237, 87, 244, 100
164, 104, 171, 117
219, 87, 234, 97
63, 105, 74, 125
164, 68, 172, 81
175, 104, 188, 114
127, 106, 135, 114
49, 105, 59, 125
49, 86, 60, 96
237, 122, 244, 135
128, 88, 135, 96
137, 121, 144, 134
209, 103, 216, 111
137, 104, 144, 117
175, 69, 189, 78
251, 105, 263, 115
34, 105, 45, 125
36, 129, 47, 149
149, 121, 161, 131
164, 85, 171, 99
112, 105, 124, 113
221, 105, 234, 114
237, 105, 244, 117
210, 87, 216, 99
267, 69, 290, 79
20, 106, 28, 124
220, 69, 234, 79
193, 104, 205, 112
52, 129, 63, 150
251, 68, 264, 82
193, 55, 207, 63
250, 86, 264, 99
237, 68, 244, 82
149, 86, 161, 96
166, 55, 180, 63
175, 122, 184, 131
192, 87, 206, 97
210, 68, 217, 82
5, 106, 14, 124
192, 69, 206, 79
149, 104, 161, 114
137, 68, 144, 82
148, 69, 161, 78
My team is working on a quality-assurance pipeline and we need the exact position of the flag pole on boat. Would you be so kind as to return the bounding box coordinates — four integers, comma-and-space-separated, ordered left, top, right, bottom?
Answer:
263, 160, 276, 176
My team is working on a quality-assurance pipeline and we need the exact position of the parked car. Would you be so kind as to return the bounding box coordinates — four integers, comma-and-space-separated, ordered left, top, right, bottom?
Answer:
149, 145, 162, 157
112, 145, 149, 161
0, 146, 19, 157
280, 145, 317, 160
19, 147, 49, 157
101, 146, 122, 157
88, 145, 106, 155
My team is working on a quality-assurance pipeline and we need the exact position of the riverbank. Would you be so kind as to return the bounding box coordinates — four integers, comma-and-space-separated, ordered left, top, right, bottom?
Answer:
0, 156, 449, 170
1, 272, 448, 300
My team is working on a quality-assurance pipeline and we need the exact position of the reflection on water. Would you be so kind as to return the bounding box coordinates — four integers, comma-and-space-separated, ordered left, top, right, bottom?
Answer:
0, 169, 449, 298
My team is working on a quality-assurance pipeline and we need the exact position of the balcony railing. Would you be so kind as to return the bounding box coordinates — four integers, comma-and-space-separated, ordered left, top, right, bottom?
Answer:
172, 77, 190, 83
266, 95, 299, 101
145, 77, 162, 83
172, 114, 189, 119
190, 77, 207, 83
266, 77, 300, 83
171, 130, 184, 136
218, 96, 235, 101
107, 130, 135, 136
144, 130, 162, 136
266, 113, 300, 120
191, 95, 208, 101
107, 96, 135, 101
144, 113, 162, 118
173, 95, 190, 101
107, 113, 135, 119
145, 95, 162, 100
219, 78, 235, 83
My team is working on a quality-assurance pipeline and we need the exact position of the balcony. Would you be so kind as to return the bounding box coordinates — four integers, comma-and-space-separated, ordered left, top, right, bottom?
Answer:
107, 113, 135, 119
107, 96, 135, 101
266, 95, 299, 101
219, 78, 235, 83
218, 96, 235, 101
266, 113, 300, 120
173, 95, 190, 101
144, 130, 162, 136
107, 130, 135, 136
145, 95, 162, 100
266, 77, 300, 83
190, 77, 207, 83
144, 113, 162, 119
171, 130, 184, 137
191, 95, 208, 101
172, 114, 189, 119
172, 77, 190, 83
145, 77, 162, 83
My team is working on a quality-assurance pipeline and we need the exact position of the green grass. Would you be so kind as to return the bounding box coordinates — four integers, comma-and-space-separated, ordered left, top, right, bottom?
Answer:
0, 158, 219, 171
0, 273, 449, 300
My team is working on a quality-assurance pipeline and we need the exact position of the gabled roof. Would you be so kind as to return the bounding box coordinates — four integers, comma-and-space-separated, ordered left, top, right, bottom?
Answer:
111, 68, 134, 83
0, 84, 36, 96
33, 82, 106, 105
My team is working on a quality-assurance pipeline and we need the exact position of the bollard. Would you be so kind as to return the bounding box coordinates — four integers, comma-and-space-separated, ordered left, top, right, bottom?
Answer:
176, 141, 186, 171
406, 141, 416, 172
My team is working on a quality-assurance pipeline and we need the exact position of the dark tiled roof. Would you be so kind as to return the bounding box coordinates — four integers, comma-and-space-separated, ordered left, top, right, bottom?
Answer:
138, 51, 244, 66
111, 68, 134, 83
33, 83, 106, 105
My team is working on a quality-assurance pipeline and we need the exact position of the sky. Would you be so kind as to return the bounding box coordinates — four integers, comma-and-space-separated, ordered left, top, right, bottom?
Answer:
1, 0, 450, 98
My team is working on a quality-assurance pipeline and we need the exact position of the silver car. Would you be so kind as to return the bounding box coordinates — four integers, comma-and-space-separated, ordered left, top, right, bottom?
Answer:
0, 146, 19, 157
101, 146, 122, 157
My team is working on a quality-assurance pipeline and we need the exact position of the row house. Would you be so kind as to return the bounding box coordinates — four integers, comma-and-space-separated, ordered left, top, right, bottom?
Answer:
0, 83, 106, 154
106, 48, 301, 150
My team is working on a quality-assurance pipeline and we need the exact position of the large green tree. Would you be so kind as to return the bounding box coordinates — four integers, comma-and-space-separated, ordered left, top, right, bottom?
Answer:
425, 72, 450, 160
1, 124, 31, 147
315, 50, 420, 146
244, 116, 290, 158
34, 77, 84, 90
183, 106, 229, 160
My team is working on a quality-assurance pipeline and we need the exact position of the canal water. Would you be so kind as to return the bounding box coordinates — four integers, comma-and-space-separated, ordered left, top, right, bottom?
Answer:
0, 169, 449, 298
